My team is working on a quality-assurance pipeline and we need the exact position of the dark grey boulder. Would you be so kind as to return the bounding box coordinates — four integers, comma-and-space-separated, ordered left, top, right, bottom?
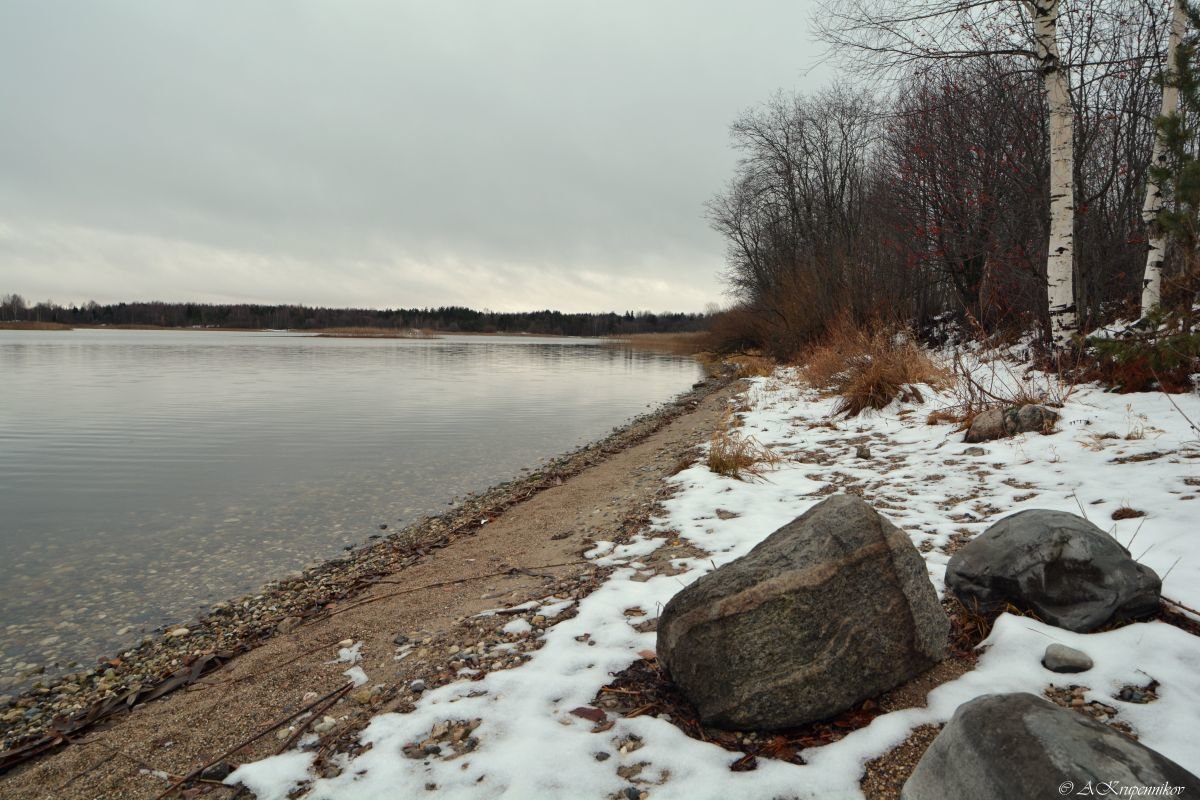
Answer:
946, 509, 1160, 632
902, 693, 1200, 800
656, 494, 948, 730
964, 404, 1059, 443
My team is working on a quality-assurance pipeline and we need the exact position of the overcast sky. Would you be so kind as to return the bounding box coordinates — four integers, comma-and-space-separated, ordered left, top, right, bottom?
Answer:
0, 1, 828, 313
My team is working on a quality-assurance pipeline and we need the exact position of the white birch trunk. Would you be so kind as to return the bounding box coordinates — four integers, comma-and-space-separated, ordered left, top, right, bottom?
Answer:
1140, 0, 1187, 317
1029, 0, 1077, 345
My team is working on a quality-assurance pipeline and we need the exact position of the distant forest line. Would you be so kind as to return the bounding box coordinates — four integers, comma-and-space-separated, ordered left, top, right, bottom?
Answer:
0, 294, 710, 337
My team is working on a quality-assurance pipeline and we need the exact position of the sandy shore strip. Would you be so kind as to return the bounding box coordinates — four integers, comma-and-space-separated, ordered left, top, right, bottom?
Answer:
0, 372, 740, 798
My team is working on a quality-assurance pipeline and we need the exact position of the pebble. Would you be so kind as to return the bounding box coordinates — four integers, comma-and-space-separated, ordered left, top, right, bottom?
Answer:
166, 628, 190, 638
410, 679, 426, 693
1042, 643, 1093, 673
1118, 686, 1152, 703
199, 762, 234, 781
313, 715, 338, 734
855, 445, 871, 459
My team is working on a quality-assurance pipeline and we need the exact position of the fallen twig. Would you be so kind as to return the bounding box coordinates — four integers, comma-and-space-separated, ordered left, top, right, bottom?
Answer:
53, 751, 118, 794
1162, 595, 1200, 619
315, 560, 590, 622
1152, 366, 1200, 437
152, 681, 353, 800
196, 637, 349, 691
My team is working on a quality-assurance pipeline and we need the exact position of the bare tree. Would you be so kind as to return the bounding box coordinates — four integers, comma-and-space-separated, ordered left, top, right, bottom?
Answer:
0, 293, 27, 322
815, 0, 1167, 342
707, 87, 907, 357
881, 59, 1050, 328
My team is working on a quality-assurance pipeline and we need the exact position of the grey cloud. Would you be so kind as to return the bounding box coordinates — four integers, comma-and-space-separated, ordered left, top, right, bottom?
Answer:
0, 0, 828, 311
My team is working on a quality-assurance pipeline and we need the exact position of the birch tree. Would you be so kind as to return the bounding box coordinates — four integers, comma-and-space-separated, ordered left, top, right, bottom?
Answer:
1141, 0, 1189, 316
1030, 0, 1078, 343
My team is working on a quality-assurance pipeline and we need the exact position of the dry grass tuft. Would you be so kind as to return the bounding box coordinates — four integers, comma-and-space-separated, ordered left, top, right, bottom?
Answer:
706, 412, 780, 479
801, 316, 949, 418
945, 595, 1043, 654
925, 409, 960, 426
606, 332, 712, 356
727, 354, 775, 379
1111, 506, 1146, 521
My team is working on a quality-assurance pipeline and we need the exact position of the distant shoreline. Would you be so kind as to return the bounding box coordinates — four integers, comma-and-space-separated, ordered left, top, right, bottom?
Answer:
0, 321, 73, 331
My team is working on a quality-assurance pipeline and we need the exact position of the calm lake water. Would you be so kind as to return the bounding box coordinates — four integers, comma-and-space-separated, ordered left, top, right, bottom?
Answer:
0, 329, 700, 683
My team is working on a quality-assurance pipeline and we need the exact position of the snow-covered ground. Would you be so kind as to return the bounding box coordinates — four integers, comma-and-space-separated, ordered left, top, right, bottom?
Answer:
228, 359, 1200, 799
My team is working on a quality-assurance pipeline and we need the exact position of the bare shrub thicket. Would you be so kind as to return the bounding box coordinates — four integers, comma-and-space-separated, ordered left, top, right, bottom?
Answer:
923, 342, 1080, 428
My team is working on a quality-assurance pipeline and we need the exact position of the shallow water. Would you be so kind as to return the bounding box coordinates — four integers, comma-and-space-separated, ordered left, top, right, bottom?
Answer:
0, 329, 700, 680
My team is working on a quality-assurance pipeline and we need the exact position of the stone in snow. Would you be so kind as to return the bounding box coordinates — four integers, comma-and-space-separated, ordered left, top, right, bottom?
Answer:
1042, 643, 1093, 673
946, 509, 1160, 632
901, 693, 1200, 799
964, 404, 1058, 443
657, 494, 948, 730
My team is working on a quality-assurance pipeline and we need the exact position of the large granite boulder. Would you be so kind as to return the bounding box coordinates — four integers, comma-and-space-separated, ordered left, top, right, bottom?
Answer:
964, 404, 1059, 443
902, 693, 1200, 799
946, 509, 1160, 632
656, 494, 948, 730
